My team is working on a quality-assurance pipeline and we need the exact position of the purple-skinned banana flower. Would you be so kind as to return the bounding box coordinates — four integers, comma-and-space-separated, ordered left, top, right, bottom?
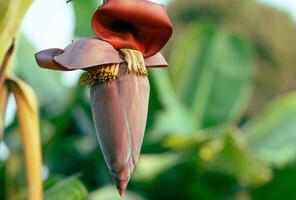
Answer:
35, 0, 172, 196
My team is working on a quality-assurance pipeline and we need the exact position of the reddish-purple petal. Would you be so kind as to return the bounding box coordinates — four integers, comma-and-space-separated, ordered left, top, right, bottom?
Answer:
90, 78, 132, 173
34, 49, 70, 71
35, 38, 168, 72
116, 67, 150, 165
54, 38, 124, 70
145, 52, 168, 68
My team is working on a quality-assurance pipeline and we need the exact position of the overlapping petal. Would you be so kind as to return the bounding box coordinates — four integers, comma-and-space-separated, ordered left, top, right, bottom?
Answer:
35, 39, 168, 71
35, 48, 69, 71
90, 64, 150, 195
54, 39, 123, 70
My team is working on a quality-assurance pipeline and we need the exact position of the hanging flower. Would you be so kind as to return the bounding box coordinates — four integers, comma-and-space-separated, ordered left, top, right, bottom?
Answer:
35, 0, 172, 196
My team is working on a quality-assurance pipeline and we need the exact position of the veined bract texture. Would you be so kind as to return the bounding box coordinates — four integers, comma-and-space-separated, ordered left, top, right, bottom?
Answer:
90, 64, 149, 195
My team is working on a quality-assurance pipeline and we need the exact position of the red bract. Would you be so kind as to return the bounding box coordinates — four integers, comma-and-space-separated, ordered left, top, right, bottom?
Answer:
91, 0, 173, 57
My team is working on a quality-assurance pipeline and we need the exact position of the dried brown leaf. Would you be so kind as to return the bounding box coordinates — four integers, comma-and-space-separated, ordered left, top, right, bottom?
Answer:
6, 77, 43, 200
0, 83, 8, 139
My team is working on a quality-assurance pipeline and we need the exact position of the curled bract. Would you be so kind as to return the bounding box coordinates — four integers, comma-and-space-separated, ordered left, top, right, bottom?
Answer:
91, 0, 173, 57
35, 39, 168, 71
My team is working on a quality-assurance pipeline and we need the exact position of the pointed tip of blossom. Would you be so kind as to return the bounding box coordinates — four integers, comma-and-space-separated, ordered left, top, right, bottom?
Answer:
111, 159, 135, 197
117, 180, 128, 197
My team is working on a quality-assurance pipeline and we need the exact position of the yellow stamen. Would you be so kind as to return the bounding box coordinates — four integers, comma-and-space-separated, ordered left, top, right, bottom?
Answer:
80, 49, 147, 86
120, 48, 148, 76
80, 63, 120, 86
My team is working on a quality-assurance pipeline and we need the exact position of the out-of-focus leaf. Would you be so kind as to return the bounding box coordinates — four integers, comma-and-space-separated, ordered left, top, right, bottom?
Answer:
133, 153, 180, 181
45, 176, 87, 200
169, 24, 253, 129
200, 131, 272, 186
89, 185, 145, 200
6, 77, 43, 200
251, 165, 296, 200
0, 0, 32, 74
73, 0, 100, 37
163, 126, 226, 151
150, 107, 197, 138
0, 85, 8, 138
244, 93, 296, 166
149, 69, 197, 138
0, 1, 10, 23
163, 133, 204, 151
6, 153, 27, 200
15, 35, 70, 113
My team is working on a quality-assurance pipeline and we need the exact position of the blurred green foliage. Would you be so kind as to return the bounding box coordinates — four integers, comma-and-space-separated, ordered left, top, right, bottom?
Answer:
168, 0, 296, 116
1, 0, 296, 199
44, 176, 88, 200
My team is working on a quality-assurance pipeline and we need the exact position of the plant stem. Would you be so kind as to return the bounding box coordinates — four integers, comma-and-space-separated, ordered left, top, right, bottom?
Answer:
0, 43, 14, 91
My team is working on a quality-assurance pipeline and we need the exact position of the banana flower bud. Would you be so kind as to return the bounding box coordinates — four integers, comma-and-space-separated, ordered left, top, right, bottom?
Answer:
35, 0, 172, 196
